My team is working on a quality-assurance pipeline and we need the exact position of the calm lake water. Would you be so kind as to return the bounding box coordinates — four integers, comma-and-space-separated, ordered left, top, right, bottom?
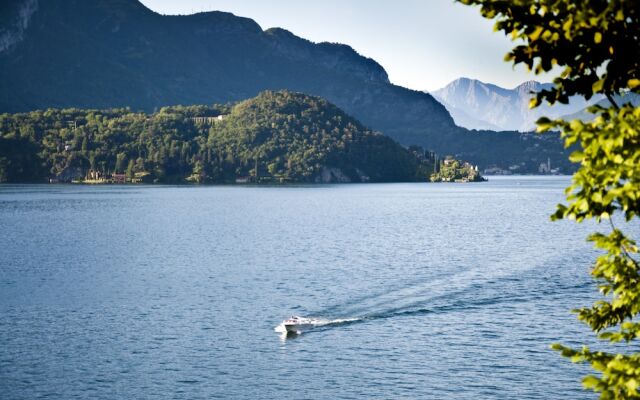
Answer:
0, 177, 612, 399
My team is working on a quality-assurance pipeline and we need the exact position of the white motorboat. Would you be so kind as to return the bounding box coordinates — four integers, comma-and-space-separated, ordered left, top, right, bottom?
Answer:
283, 316, 319, 333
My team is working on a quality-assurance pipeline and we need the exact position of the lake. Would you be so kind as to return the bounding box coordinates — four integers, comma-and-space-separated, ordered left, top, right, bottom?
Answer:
0, 177, 606, 399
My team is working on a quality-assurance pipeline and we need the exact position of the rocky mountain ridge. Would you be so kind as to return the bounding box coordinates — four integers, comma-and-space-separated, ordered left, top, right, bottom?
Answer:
432, 77, 603, 131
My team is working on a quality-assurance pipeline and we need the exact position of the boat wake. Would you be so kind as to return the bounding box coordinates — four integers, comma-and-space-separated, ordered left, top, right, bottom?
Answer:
275, 252, 594, 340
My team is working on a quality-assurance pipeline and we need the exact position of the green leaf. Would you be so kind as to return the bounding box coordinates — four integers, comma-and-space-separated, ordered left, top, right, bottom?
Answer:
583, 375, 600, 389
529, 26, 544, 41
592, 79, 605, 93
529, 97, 541, 109
569, 151, 584, 163
594, 32, 602, 44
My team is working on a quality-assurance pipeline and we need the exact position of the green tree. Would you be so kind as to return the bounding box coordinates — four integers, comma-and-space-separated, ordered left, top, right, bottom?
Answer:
135, 157, 145, 173
126, 159, 135, 179
115, 152, 127, 173
458, 0, 640, 398
191, 160, 204, 183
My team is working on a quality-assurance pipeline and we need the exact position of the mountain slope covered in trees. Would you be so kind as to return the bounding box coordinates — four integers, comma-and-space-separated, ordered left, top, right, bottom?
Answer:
0, 0, 453, 145
0, 91, 431, 183
0, 0, 575, 172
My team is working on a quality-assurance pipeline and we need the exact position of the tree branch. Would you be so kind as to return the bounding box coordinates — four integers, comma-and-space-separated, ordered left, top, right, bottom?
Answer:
608, 217, 639, 267
606, 93, 620, 110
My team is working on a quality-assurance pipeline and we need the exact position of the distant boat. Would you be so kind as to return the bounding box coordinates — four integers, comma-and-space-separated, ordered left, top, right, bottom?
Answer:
283, 316, 319, 333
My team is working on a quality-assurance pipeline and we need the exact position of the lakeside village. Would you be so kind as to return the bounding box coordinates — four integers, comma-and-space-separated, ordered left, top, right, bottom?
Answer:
484, 157, 561, 176
56, 149, 486, 184
55, 154, 559, 185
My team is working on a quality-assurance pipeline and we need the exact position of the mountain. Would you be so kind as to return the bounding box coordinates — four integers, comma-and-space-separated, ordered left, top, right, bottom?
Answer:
0, 0, 453, 141
0, 0, 575, 173
208, 91, 428, 183
0, 91, 430, 183
432, 78, 604, 131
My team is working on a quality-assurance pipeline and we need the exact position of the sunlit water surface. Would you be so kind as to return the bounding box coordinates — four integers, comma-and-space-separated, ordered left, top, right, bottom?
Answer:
0, 177, 621, 399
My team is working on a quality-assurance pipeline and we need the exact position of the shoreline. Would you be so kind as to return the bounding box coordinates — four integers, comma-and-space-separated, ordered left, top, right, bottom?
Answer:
0, 175, 573, 187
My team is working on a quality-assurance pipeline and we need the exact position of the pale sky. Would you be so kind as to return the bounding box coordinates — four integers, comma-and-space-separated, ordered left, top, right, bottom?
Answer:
139, 0, 551, 91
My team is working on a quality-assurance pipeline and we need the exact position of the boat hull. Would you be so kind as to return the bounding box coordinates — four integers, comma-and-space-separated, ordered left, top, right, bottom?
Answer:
284, 323, 315, 333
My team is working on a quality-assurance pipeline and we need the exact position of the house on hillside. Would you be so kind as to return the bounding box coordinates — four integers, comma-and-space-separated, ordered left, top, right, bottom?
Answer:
111, 174, 126, 184
191, 115, 226, 125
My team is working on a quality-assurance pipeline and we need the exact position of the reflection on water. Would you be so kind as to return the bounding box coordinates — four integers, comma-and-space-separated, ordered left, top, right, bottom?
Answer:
277, 329, 300, 343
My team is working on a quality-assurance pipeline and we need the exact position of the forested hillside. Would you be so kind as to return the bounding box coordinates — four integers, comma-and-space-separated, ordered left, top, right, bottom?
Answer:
0, 91, 431, 183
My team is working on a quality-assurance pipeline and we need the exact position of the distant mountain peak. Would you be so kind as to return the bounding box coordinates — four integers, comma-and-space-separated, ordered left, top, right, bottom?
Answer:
264, 27, 296, 38
514, 80, 552, 95
442, 77, 548, 93
516, 80, 542, 88
265, 27, 389, 84
184, 10, 263, 35
432, 78, 602, 131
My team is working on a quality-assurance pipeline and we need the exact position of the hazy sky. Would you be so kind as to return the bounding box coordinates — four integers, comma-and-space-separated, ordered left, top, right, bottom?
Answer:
140, 0, 551, 91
